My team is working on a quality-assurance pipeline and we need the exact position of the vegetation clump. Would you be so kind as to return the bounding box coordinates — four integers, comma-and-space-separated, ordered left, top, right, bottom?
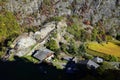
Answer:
67, 39, 78, 54
97, 62, 116, 75
0, 11, 20, 42
45, 39, 59, 52
67, 23, 82, 41
0, 10, 21, 57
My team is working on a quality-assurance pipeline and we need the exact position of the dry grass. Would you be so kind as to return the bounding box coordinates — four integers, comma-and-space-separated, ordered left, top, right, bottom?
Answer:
87, 42, 120, 57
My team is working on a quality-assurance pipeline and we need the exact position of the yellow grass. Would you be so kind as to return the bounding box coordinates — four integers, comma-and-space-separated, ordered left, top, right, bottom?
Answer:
87, 42, 120, 57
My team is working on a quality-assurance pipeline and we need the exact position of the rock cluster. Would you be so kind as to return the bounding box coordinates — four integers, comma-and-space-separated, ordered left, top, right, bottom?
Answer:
12, 21, 58, 56
2, 0, 119, 32
15, 36, 36, 50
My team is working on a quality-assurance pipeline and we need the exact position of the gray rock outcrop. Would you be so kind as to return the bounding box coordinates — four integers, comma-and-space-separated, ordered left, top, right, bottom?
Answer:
4, 0, 119, 33
12, 21, 57, 56
2, 0, 119, 57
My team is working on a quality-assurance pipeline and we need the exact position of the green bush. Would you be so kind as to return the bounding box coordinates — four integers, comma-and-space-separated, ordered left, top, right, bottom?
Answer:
104, 55, 118, 61
67, 39, 78, 54
78, 44, 86, 53
45, 39, 59, 52
116, 34, 120, 41
43, 16, 63, 25
67, 24, 82, 41
91, 28, 98, 41
50, 31, 58, 38
0, 0, 8, 3
48, 16, 63, 22
60, 43, 68, 53
63, 34, 69, 41
97, 62, 116, 75
0, 11, 20, 43
0, 10, 21, 57
109, 55, 118, 61
83, 53, 94, 59
43, 0, 51, 6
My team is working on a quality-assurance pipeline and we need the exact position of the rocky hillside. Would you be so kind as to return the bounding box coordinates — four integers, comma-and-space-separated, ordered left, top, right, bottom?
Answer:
0, 0, 120, 58
2, 0, 119, 36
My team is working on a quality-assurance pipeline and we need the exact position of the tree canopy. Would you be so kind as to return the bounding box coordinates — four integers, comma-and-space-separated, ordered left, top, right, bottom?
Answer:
0, 11, 20, 43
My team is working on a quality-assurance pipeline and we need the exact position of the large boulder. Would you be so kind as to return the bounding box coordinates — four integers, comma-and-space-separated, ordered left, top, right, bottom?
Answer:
14, 36, 36, 50
34, 21, 56, 41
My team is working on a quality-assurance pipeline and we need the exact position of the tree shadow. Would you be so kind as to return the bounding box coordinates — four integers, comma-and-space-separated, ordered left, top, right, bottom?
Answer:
0, 56, 67, 80
99, 69, 120, 80
64, 60, 120, 80
0, 56, 120, 80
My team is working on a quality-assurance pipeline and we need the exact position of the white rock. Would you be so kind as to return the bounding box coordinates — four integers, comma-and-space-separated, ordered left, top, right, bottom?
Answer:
57, 20, 67, 28
39, 22, 56, 39
15, 37, 36, 50
34, 22, 56, 40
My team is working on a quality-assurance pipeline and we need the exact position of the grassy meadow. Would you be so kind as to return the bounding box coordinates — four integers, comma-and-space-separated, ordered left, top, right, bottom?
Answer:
86, 41, 120, 58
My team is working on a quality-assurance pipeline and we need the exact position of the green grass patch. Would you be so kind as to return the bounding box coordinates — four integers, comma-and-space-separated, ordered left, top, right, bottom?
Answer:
87, 42, 120, 57
21, 56, 39, 63
86, 48, 106, 58
67, 23, 82, 41
52, 58, 67, 69
8, 54, 39, 63
110, 40, 120, 46
8, 53, 15, 61
86, 41, 120, 61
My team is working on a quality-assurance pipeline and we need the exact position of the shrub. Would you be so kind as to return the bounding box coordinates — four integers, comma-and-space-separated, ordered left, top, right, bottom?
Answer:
97, 62, 115, 75
83, 53, 94, 59
0, 11, 20, 43
0, 10, 20, 51
48, 16, 63, 22
78, 43, 86, 54
50, 31, 58, 38
63, 34, 69, 41
45, 39, 59, 52
60, 43, 68, 53
0, 10, 21, 57
107, 55, 118, 62
91, 28, 98, 41
67, 39, 78, 54
0, 0, 8, 3
67, 24, 82, 41
116, 34, 120, 41
111, 56, 118, 61
43, 0, 51, 6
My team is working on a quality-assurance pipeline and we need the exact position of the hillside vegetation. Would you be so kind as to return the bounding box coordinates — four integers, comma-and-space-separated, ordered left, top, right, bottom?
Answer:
0, 11, 20, 42
0, 10, 21, 57
0, 0, 120, 60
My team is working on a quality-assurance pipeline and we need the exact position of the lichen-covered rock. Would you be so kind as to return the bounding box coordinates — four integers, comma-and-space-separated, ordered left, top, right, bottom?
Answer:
14, 36, 36, 50
15, 48, 29, 57
4, 0, 120, 34
34, 21, 56, 40
5, 0, 42, 26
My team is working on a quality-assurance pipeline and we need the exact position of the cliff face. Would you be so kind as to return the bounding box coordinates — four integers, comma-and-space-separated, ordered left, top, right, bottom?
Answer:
0, 0, 120, 36
3, 0, 120, 24
3, 0, 119, 34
